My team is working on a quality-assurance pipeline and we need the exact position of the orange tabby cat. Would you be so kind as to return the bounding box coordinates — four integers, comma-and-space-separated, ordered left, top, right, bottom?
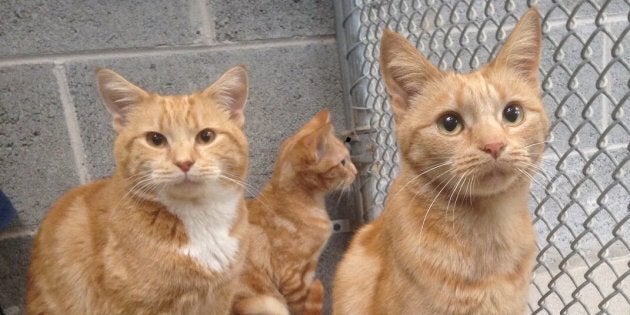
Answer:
334, 8, 547, 315
232, 110, 357, 315
26, 65, 250, 314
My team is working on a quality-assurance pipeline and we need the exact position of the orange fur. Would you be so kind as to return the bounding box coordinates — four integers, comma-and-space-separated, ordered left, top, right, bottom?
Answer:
232, 110, 357, 315
26, 66, 251, 314
303, 279, 325, 315
334, 9, 548, 314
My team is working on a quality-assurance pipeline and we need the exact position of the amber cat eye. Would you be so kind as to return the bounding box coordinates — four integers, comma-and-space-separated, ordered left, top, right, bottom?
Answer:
146, 132, 167, 147
197, 128, 216, 144
503, 102, 524, 125
437, 112, 463, 135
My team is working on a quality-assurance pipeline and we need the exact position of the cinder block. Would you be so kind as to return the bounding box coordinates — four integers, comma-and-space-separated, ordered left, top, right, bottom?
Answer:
213, 0, 335, 41
530, 147, 629, 269
0, 235, 33, 313
529, 255, 629, 314
512, 0, 628, 22
0, 65, 79, 227
0, 0, 200, 56
64, 42, 345, 181
541, 23, 606, 156
602, 22, 629, 146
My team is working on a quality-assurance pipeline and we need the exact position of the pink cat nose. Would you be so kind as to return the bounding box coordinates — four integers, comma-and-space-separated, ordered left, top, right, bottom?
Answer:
482, 142, 505, 159
175, 161, 194, 172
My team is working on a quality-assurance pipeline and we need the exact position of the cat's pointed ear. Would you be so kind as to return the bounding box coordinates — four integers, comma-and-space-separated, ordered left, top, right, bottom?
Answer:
380, 29, 443, 122
96, 68, 150, 132
203, 65, 249, 128
299, 123, 333, 163
490, 8, 542, 88
302, 109, 331, 131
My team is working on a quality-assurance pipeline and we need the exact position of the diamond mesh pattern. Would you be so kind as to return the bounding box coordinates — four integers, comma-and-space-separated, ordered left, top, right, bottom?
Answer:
334, 0, 629, 313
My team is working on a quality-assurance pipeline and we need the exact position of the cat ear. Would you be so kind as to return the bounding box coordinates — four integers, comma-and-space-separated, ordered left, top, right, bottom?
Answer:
203, 65, 249, 128
96, 68, 150, 132
490, 8, 542, 88
302, 109, 331, 131
380, 29, 443, 122
299, 123, 333, 163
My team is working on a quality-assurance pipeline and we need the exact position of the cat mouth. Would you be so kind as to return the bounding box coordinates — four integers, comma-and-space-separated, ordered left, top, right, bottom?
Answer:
478, 166, 512, 182
176, 175, 202, 186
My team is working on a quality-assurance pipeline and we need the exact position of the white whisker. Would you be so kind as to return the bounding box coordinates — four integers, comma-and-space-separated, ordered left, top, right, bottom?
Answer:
419, 171, 458, 240
392, 161, 453, 197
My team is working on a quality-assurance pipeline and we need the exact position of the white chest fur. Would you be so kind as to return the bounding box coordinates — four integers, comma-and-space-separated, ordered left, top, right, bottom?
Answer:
162, 191, 240, 273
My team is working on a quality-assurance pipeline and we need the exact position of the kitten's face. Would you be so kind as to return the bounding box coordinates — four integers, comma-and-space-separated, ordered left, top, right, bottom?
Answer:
277, 110, 357, 192
97, 66, 249, 201
380, 9, 548, 196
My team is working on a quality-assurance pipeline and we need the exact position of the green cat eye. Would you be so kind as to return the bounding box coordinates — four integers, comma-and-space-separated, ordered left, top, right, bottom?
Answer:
437, 112, 463, 135
503, 102, 524, 125
146, 132, 167, 147
196, 128, 216, 144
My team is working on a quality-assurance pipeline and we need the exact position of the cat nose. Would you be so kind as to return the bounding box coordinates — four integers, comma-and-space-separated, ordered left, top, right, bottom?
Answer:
482, 142, 505, 159
175, 160, 194, 172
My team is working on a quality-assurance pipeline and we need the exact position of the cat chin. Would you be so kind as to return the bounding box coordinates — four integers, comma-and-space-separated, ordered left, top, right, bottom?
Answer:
162, 186, 208, 201
470, 172, 524, 197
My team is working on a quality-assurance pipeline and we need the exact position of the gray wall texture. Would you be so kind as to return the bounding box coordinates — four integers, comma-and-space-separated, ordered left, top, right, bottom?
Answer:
0, 0, 352, 313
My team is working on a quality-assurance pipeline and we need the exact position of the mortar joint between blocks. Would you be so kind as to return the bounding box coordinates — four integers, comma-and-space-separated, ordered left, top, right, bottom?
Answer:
53, 64, 91, 184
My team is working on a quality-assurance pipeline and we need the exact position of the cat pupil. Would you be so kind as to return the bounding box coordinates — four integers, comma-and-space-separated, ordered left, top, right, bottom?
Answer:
197, 128, 215, 144
503, 104, 521, 123
147, 132, 166, 146
442, 115, 459, 132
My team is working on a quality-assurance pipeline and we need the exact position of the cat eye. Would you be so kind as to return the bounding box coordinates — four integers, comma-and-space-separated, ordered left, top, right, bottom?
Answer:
196, 128, 216, 144
146, 132, 167, 147
341, 158, 346, 166
503, 102, 524, 125
437, 112, 463, 135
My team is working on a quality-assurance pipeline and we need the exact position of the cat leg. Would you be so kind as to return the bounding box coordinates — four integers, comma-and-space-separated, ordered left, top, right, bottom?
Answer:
232, 295, 289, 315
302, 279, 324, 315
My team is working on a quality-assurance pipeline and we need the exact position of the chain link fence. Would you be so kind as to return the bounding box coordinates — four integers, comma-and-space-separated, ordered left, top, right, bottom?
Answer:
334, 0, 629, 313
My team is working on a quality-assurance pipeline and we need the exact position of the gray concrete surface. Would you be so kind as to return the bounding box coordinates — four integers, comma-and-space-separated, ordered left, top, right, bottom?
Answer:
0, 1, 354, 312
0, 0, 201, 55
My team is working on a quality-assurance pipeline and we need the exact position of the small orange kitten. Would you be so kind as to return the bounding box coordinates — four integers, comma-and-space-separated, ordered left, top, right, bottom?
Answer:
232, 110, 357, 315
26, 66, 250, 314
334, 8, 548, 314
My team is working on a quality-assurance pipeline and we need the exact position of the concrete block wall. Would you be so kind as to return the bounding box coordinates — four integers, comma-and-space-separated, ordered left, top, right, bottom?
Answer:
0, 1, 352, 313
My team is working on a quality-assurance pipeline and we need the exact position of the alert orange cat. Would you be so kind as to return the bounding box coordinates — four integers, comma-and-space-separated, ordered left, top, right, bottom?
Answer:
334, 8, 548, 314
26, 65, 250, 314
233, 110, 357, 315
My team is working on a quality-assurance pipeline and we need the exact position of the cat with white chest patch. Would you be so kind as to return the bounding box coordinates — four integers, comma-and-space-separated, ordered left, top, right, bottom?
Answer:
26, 65, 250, 315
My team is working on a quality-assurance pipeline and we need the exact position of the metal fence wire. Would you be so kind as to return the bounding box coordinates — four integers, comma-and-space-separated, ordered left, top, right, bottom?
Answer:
333, 0, 629, 313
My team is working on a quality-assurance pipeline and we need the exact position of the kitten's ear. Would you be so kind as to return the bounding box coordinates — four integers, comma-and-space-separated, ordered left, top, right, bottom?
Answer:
96, 68, 149, 132
490, 8, 542, 88
299, 123, 333, 163
302, 109, 331, 131
380, 29, 443, 122
203, 65, 249, 128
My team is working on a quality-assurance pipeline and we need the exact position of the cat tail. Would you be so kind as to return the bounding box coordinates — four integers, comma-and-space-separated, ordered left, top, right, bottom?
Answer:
302, 279, 324, 315
232, 295, 289, 315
